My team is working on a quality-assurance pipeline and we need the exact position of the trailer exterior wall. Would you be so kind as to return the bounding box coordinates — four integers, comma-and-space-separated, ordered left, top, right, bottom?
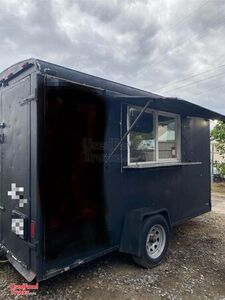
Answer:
103, 98, 210, 249
0, 59, 222, 282
0, 65, 39, 281
39, 77, 211, 280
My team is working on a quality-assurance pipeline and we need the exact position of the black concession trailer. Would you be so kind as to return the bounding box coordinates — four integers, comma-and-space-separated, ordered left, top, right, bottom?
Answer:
0, 59, 224, 282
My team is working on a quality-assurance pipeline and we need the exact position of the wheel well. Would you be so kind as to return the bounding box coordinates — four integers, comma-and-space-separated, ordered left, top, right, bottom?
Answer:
142, 210, 171, 230
119, 208, 172, 257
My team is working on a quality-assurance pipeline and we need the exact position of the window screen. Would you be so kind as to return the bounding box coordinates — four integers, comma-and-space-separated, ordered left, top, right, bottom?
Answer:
158, 115, 177, 159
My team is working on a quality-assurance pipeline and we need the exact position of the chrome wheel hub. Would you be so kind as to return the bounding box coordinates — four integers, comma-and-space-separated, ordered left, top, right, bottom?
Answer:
146, 224, 166, 259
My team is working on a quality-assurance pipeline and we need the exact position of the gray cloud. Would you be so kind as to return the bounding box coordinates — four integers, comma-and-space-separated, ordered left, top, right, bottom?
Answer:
0, 0, 224, 114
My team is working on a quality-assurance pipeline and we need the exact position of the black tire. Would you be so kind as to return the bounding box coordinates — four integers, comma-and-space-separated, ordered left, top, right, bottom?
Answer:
133, 214, 170, 268
0, 249, 6, 260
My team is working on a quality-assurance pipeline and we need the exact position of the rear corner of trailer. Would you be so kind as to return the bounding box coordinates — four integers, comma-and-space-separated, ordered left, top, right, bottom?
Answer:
0, 59, 42, 282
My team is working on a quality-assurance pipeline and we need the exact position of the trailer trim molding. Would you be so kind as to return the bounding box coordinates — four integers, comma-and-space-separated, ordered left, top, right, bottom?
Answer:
6, 254, 36, 282
43, 246, 119, 281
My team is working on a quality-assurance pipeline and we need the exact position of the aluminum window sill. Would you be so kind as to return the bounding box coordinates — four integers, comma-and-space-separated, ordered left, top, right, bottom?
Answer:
123, 161, 202, 169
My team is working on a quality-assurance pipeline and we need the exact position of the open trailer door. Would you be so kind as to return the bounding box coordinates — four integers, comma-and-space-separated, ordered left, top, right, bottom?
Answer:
0, 76, 31, 270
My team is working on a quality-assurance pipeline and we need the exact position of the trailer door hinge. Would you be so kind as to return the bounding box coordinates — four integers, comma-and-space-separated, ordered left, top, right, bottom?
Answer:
19, 94, 36, 106
25, 241, 38, 250
0, 122, 5, 129
0, 134, 4, 144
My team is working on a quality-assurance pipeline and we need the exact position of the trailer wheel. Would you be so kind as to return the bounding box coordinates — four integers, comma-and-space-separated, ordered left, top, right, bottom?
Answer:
0, 249, 6, 260
133, 214, 170, 268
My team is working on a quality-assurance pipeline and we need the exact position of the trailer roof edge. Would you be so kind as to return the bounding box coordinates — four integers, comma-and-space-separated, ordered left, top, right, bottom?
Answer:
108, 95, 225, 121
0, 58, 224, 121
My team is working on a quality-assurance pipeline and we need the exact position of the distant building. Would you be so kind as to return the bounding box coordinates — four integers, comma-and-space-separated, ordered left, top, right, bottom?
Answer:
210, 140, 225, 178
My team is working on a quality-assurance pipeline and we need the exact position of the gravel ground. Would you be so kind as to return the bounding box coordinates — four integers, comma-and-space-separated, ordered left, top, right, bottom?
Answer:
0, 190, 225, 300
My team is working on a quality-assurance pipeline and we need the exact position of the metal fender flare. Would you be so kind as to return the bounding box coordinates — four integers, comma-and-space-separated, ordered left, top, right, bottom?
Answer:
119, 208, 172, 257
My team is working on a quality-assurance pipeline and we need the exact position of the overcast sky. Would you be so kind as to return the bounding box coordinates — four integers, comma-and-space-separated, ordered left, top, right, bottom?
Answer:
0, 0, 224, 114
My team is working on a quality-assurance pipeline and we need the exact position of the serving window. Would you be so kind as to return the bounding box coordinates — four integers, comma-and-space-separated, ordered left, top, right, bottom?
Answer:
127, 106, 180, 165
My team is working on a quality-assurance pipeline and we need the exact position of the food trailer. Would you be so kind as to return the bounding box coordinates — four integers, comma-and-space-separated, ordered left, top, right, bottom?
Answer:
0, 59, 224, 281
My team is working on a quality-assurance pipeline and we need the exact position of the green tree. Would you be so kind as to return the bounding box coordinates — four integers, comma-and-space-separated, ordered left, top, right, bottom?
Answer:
211, 121, 225, 176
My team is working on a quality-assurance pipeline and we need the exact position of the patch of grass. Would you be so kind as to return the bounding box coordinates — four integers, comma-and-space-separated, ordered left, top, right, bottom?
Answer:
211, 182, 225, 194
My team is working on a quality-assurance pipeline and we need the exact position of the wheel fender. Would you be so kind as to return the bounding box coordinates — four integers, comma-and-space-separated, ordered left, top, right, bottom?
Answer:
119, 208, 171, 257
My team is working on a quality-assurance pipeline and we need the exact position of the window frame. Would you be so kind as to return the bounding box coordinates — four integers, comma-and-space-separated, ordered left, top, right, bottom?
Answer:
127, 105, 181, 166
